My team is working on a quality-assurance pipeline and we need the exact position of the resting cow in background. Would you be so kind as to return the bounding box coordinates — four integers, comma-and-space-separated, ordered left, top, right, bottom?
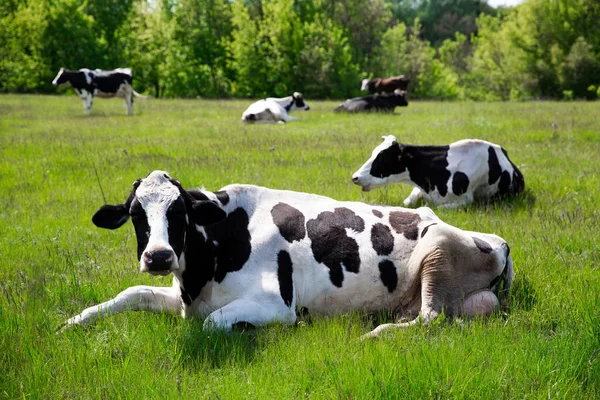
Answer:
352, 136, 525, 208
61, 170, 514, 339
242, 92, 310, 123
52, 68, 146, 115
334, 90, 408, 113
361, 75, 410, 94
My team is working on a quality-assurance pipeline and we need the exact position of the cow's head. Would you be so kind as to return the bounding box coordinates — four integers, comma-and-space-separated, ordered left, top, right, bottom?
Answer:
352, 135, 408, 191
392, 89, 409, 106
291, 92, 310, 111
91, 171, 226, 276
52, 68, 67, 86
360, 79, 370, 91
460, 237, 515, 317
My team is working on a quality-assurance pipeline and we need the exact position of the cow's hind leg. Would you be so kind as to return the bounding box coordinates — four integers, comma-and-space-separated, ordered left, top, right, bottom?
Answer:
203, 298, 296, 330
60, 285, 181, 331
361, 247, 450, 340
123, 85, 133, 115
84, 92, 93, 115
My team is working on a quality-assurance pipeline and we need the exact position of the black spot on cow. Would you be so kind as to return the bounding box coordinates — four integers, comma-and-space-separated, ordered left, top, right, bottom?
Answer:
180, 222, 216, 305
403, 145, 451, 196
378, 260, 398, 293
473, 237, 493, 254
452, 172, 470, 196
206, 207, 252, 283
180, 288, 193, 306
420, 223, 437, 238
271, 202, 306, 243
215, 191, 230, 206
498, 170, 511, 195
187, 190, 210, 201
306, 207, 365, 287
277, 250, 294, 307
369, 142, 405, 178
502, 147, 525, 195
372, 209, 383, 218
488, 146, 502, 185
371, 223, 394, 256
389, 211, 420, 240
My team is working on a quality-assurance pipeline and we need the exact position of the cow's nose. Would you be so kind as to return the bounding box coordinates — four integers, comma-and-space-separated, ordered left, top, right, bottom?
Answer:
352, 176, 360, 184
143, 250, 174, 270
305, 105, 310, 110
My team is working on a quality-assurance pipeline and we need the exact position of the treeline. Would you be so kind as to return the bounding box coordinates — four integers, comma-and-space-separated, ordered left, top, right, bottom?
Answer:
1, 0, 599, 100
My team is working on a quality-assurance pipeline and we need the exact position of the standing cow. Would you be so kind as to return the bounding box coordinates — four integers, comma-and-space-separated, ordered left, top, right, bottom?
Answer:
361, 76, 410, 95
352, 136, 525, 208
242, 92, 310, 123
61, 170, 514, 339
52, 68, 146, 115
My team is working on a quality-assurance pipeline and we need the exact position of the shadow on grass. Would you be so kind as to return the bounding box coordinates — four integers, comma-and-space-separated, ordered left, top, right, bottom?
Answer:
177, 318, 267, 369
509, 274, 537, 312
474, 188, 537, 211
372, 187, 537, 212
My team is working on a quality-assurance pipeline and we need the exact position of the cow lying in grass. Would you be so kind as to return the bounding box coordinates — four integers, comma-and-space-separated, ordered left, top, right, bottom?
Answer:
334, 90, 408, 113
62, 170, 514, 339
352, 136, 525, 208
241, 92, 309, 123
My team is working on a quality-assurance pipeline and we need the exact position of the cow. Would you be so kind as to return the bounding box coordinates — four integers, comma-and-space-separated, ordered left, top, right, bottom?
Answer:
334, 90, 408, 113
61, 170, 514, 339
52, 68, 146, 115
361, 76, 410, 95
241, 92, 309, 123
352, 136, 525, 208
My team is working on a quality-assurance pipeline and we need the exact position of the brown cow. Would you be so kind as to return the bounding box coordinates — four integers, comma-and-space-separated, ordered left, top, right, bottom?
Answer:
361, 75, 410, 94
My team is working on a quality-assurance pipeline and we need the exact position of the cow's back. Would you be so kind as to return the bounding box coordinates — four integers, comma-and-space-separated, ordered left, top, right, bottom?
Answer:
207, 185, 439, 315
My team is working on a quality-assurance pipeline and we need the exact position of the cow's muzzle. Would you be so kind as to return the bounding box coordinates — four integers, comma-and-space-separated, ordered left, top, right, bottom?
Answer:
142, 249, 175, 275
352, 175, 372, 191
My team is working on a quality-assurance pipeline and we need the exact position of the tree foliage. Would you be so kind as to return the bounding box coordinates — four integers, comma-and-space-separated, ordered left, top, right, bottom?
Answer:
0, 0, 599, 99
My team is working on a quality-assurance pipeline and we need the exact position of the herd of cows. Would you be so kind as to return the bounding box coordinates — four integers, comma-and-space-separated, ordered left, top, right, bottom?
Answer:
55, 68, 524, 339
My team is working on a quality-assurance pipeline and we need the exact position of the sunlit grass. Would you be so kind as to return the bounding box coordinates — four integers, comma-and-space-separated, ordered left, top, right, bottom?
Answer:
0, 94, 598, 398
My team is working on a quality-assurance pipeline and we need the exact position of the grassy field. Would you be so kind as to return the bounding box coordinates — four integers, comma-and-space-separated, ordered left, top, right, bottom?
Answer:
0, 94, 598, 398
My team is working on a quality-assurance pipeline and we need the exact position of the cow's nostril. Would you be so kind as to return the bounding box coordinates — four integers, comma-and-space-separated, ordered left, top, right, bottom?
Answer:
151, 250, 174, 263
352, 176, 360, 183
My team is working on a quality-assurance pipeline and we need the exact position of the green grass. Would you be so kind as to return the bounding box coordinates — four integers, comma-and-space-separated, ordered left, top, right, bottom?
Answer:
1, 94, 599, 398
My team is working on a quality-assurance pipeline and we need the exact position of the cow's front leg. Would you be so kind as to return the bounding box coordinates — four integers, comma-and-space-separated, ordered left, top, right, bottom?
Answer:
61, 285, 181, 330
403, 187, 424, 207
203, 298, 296, 330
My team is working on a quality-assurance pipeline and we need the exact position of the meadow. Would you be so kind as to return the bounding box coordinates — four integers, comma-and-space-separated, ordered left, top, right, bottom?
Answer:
0, 94, 598, 398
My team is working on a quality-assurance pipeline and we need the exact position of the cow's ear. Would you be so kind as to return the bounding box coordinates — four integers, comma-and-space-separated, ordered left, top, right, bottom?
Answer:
92, 204, 130, 229
190, 200, 227, 226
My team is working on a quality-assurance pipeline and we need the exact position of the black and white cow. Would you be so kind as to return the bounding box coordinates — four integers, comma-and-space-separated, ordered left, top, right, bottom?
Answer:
352, 136, 525, 208
334, 90, 408, 113
62, 170, 514, 339
242, 92, 310, 123
52, 68, 146, 115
